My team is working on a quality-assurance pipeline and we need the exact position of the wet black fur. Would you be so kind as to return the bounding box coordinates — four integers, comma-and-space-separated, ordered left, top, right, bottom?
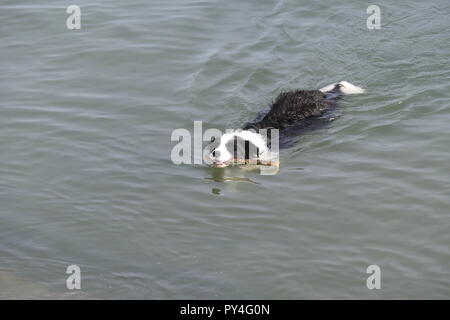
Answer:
240, 84, 346, 149
243, 85, 343, 132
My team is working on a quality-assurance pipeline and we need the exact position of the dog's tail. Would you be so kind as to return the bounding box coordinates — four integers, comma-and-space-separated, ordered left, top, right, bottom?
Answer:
319, 81, 365, 95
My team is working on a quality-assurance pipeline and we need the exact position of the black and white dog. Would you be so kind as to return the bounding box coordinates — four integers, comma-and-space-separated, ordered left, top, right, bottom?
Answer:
210, 81, 364, 167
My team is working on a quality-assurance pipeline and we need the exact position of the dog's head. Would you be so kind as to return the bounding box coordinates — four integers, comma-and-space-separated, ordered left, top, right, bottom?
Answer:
209, 130, 269, 167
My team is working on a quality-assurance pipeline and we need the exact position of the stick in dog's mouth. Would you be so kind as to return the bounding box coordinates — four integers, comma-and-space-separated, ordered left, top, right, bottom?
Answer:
211, 161, 229, 168
210, 158, 280, 168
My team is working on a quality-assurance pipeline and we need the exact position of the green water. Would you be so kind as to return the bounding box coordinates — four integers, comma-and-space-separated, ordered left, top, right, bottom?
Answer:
1, 0, 449, 299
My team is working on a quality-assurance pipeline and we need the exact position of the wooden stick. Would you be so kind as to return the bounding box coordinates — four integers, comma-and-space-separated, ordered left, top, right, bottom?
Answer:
228, 158, 279, 167
206, 157, 280, 168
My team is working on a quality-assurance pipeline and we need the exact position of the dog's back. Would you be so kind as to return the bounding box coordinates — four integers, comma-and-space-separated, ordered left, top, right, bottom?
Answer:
243, 81, 364, 132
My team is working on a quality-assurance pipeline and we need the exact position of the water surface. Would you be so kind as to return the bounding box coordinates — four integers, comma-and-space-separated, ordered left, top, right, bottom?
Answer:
1, 0, 450, 299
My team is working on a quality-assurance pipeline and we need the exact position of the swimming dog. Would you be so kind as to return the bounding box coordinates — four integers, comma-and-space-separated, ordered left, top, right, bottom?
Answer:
209, 81, 364, 168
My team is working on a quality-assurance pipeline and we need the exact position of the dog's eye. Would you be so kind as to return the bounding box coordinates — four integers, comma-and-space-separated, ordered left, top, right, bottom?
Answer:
211, 137, 215, 142
212, 150, 216, 157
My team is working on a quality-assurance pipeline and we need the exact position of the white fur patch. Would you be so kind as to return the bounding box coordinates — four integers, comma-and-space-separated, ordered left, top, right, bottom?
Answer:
213, 132, 234, 162
339, 81, 365, 94
234, 130, 268, 151
319, 83, 337, 93
320, 81, 365, 94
